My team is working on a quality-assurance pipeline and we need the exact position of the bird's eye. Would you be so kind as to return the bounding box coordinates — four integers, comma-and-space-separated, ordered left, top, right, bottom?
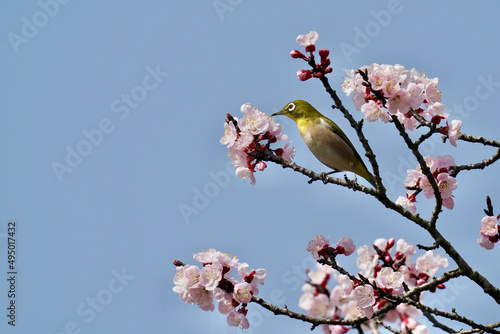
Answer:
287, 103, 295, 111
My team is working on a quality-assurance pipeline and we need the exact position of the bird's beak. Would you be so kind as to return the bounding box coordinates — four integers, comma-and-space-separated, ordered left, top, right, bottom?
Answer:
271, 109, 285, 117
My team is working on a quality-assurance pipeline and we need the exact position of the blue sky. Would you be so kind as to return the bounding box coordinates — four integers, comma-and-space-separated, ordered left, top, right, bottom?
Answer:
1, 1, 500, 333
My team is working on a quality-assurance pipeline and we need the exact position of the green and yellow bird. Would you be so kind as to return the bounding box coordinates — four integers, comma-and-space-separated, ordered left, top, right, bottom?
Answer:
272, 100, 376, 187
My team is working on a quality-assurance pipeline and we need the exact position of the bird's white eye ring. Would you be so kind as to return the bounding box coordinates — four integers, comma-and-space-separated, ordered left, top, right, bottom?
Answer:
287, 103, 295, 111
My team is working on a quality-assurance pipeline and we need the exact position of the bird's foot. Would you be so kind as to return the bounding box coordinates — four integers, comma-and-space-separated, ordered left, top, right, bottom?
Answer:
320, 172, 329, 184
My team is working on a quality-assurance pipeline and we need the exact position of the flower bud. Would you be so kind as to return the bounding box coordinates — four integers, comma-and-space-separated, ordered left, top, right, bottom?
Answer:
173, 259, 185, 267
297, 69, 313, 81
319, 47, 330, 61
305, 44, 316, 53
290, 50, 307, 59
384, 254, 392, 263
256, 161, 267, 171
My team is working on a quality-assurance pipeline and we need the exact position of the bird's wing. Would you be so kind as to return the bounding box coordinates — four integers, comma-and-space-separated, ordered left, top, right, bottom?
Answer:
321, 117, 370, 171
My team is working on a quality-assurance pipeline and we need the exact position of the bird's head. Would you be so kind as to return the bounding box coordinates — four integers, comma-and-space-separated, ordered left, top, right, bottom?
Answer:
271, 100, 317, 122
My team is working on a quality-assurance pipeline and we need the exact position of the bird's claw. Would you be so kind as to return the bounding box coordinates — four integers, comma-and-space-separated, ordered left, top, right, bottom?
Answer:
320, 172, 329, 184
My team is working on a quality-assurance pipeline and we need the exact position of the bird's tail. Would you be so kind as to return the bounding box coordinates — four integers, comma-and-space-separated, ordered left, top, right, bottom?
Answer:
353, 162, 377, 187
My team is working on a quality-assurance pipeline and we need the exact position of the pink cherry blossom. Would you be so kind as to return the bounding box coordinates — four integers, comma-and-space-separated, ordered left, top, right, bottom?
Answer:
222, 103, 294, 185
296, 31, 319, 47
396, 239, 416, 258
442, 197, 455, 210
480, 216, 498, 237
239, 104, 271, 135
427, 102, 449, 123
406, 82, 425, 109
356, 245, 378, 277
352, 90, 367, 111
233, 282, 253, 304
328, 325, 350, 334
217, 298, 234, 314
414, 325, 430, 334
432, 154, 455, 173
215, 251, 240, 268
376, 267, 404, 292
354, 285, 375, 318
280, 142, 295, 162
220, 121, 238, 147
184, 265, 202, 289
306, 234, 330, 259
237, 263, 267, 294
299, 293, 333, 318
478, 234, 495, 250
396, 195, 417, 213
424, 78, 442, 104
415, 250, 449, 277
397, 110, 418, 131
191, 287, 215, 311
368, 69, 388, 91
436, 173, 457, 199
337, 274, 353, 298
386, 90, 410, 115
226, 310, 249, 329
341, 69, 358, 96
447, 119, 462, 147
336, 236, 356, 256
404, 169, 423, 188
373, 238, 389, 252
361, 100, 389, 123
200, 264, 223, 291
307, 263, 334, 285
235, 166, 256, 185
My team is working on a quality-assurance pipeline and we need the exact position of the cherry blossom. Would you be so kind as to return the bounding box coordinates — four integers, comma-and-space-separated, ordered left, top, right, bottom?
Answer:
478, 216, 499, 250
221, 103, 294, 185
306, 234, 331, 259
402, 155, 458, 211
296, 31, 319, 47
361, 100, 389, 123
340, 63, 455, 131
353, 285, 375, 318
336, 236, 356, 256
442, 119, 462, 147
415, 250, 449, 277
173, 250, 266, 329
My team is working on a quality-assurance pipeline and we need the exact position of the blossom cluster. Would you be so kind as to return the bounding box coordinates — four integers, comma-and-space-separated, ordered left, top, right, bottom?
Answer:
306, 234, 356, 259
397, 155, 458, 212
478, 216, 500, 250
173, 249, 266, 329
290, 31, 333, 81
300, 236, 448, 333
341, 63, 462, 145
221, 103, 294, 185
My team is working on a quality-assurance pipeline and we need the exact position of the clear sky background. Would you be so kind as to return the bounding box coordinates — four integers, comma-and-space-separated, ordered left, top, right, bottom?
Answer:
1, 1, 500, 333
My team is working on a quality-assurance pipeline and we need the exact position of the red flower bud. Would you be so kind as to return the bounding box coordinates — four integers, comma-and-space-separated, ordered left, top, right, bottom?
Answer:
290, 50, 307, 60
297, 69, 313, 81
305, 44, 316, 53
319, 47, 329, 57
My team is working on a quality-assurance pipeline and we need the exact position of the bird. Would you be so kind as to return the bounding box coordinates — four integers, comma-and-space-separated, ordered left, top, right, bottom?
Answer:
271, 100, 376, 187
